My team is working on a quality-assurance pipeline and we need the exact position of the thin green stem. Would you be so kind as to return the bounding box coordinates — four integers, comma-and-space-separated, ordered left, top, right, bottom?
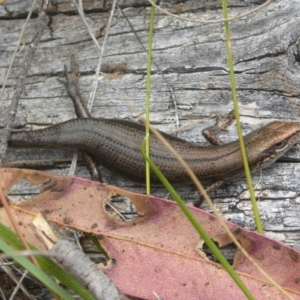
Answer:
221, 0, 263, 233
0, 223, 96, 300
0, 239, 74, 300
141, 140, 255, 300
145, 1, 156, 195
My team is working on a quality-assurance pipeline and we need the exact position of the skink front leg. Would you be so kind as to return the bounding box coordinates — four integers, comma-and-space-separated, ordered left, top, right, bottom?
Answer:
194, 111, 235, 207
202, 110, 235, 146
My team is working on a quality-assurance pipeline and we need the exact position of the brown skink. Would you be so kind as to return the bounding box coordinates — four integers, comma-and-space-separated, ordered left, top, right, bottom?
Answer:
7, 118, 300, 182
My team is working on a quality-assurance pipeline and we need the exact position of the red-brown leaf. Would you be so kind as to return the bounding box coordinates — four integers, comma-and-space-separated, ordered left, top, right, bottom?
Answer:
0, 168, 299, 299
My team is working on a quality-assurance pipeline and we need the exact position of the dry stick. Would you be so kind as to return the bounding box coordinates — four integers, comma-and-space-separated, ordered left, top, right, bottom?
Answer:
4, 158, 76, 168
68, 0, 117, 177
32, 213, 128, 300
0, 188, 39, 268
0, 1, 48, 166
105, 201, 128, 222
0, 250, 51, 260
8, 270, 28, 300
0, 259, 32, 298
85, 0, 118, 112
147, 0, 273, 24
50, 240, 129, 300
0, 0, 37, 101
117, 5, 179, 128
72, 0, 102, 53
0, 287, 5, 300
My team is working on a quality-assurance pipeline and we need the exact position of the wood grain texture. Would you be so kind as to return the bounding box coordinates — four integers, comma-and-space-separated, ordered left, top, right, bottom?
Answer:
1, 0, 300, 250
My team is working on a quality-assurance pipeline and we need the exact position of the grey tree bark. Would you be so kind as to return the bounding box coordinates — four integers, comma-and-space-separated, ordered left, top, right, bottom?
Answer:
1, 0, 300, 251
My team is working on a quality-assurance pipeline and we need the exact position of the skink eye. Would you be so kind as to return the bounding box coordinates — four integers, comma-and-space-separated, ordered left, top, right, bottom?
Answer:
274, 140, 287, 149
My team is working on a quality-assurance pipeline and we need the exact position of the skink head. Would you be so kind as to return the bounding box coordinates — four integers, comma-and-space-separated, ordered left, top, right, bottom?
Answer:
247, 121, 300, 170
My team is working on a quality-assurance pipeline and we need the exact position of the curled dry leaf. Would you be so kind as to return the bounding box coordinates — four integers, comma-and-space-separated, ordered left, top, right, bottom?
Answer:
0, 168, 300, 299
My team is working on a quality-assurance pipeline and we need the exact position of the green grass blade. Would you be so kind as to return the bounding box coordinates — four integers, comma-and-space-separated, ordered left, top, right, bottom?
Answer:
85, 232, 109, 259
0, 238, 74, 300
221, 0, 263, 233
140, 140, 255, 299
145, 0, 156, 195
0, 222, 96, 300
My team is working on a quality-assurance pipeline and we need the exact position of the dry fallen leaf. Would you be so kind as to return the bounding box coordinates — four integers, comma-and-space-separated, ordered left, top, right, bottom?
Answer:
0, 168, 300, 299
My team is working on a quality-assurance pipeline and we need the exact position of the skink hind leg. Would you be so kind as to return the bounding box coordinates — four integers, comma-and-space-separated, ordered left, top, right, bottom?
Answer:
63, 54, 92, 119
61, 55, 103, 183
202, 110, 235, 146
81, 152, 103, 182
193, 180, 224, 207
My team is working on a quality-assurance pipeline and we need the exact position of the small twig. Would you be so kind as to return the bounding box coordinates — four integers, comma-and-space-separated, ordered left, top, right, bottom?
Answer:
68, 150, 79, 177
146, 0, 274, 25
0, 0, 37, 101
51, 240, 129, 300
0, 287, 5, 300
8, 270, 28, 300
72, 0, 117, 112
3, 158, 80, 167
33, 214, 128, 300
0, 259, 32, 299
0, 0, 48, 166
72, 0, 102, 54
68, 0, 117, 178
0, 251, 52, 260
86, 0, 118, 112
105, 201, 128, 222
117, 5, 179, 128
